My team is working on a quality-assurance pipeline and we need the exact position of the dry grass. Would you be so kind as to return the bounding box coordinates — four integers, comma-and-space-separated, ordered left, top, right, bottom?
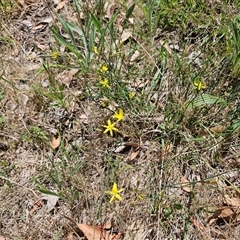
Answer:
1, 0, 240, 239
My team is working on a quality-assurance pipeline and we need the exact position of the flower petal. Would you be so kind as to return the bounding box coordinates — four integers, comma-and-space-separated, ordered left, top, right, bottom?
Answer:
110, 196, 115, 203
115, 193, 122, 201
117, 188, 124, 193
112, 183, 118, 193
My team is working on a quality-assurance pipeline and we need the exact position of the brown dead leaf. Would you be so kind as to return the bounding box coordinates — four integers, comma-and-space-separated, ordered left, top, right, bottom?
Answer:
181, 175, 192, 193
120, 30, 133, 44
77, 223, 123, 240
130, 50, 140, 62
42, 193, 59, 212
124, 141, 140, 149
17, 0, 37, 7
32, 17, 53, 30
114, 141, 140, 153
61, 68, 78, 86
51, 135, 60, 149
56, 0, 67, 10
223, 194, 240, 207
104, 2, 118, 19
34, 41, 49, 51
197, 125, 226, 136
79, 114, 89, 124
129, 78, 149, 88
64, 216, 122, 240
219, 207, 234, 219
207, 206, 239, 225
130, 150, 139, 161
209, 125, 225, 133
0, 236, 5, 240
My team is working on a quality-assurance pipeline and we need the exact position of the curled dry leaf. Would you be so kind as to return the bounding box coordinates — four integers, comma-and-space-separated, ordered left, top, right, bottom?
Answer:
207, 206, 240, 225
64, 216, 123, 240
120, 30, 133, 44
130, 150, 139, 161
197, 125, 226, 136
219, 207, 235, 220
42, 194, 59, 212
56, 0, 67, 10
51, 135, 60, 149
77, 223, 122, 240
32, 17, 53, 30
104, 2, 118, 19
130, 50, 140, 62
209, 125, 225, 133
79, 114, 89, 124
61, 68, 78, 86
114, 141, 140, 153
181, 175, 192, 193
17, 0, 38, 7
223, 194, 240, 207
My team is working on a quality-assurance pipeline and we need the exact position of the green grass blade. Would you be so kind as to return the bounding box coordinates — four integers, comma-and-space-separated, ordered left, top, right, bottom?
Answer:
125, 3, 135, 20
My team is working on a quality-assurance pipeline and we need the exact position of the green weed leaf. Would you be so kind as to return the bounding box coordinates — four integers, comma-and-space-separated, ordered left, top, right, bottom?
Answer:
188, 94, 226, 109
38, 189, 61, 197
125, 3, 135, 20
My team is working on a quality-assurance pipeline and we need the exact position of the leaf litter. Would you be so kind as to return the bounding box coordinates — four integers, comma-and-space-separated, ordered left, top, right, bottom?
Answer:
64, 216, 123, 240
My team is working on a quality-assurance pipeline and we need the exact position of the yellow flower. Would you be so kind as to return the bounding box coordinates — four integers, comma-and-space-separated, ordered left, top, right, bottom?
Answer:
193, 79, 206, 91
100, 64, 108, 72
93, 46, 99, 55
101, 101, 108, 107
105, 182, 124, 203
112, 109, 124, 122
99, 78, 110, 88
129, 91, 135, 99
51, 51, 59, 59
102, 119, 119, 136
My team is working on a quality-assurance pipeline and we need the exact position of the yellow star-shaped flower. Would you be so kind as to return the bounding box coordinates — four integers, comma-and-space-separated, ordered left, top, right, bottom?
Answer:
105, 182, 124, 203
51, 51, 59, 59
112, 109, 124, 122
102, 119, 119, 136
193, 79, 206, 91
99, 78, 110, 88
129, 92, 135, 100
100, 64, 108, 72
